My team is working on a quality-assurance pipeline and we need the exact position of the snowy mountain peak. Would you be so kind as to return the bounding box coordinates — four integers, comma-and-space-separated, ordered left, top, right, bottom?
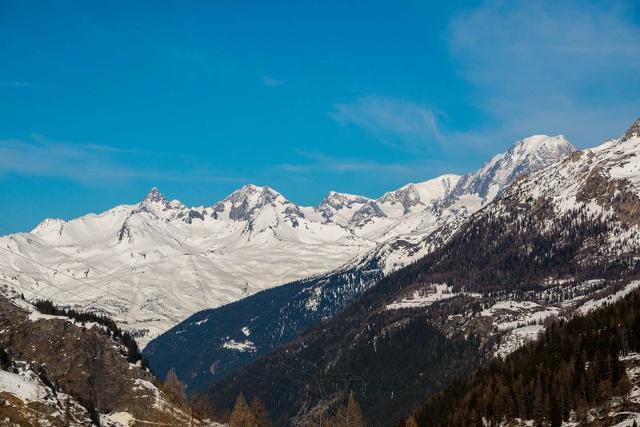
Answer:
31, 217, 64, 235
316, 192, 372, 224
135, 187, 183, 219
143, 187, 167, 204
137, 187, 174, 212
214, 184, 288, 221
510, 135, 574, 160
320, 191, 370, 209
223, 184, 283, 203
379, 184, 422, 212
367, 175, 461, 221
452, 135, 575, 203
622, 117, 640, 143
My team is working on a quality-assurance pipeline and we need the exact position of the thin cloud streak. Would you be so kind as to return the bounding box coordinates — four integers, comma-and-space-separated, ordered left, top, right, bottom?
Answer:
0, 136, 250, 185
331, 1, 640, 163
331, 96, 444, 153
0, 137, 141, 183
276, 150, 456, 181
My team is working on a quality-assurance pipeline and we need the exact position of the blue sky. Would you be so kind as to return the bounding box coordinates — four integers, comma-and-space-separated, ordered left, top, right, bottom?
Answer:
1, 0, 639, 232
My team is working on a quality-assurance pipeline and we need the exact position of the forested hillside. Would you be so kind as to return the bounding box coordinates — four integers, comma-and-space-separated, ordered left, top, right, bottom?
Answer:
407, 288, 640, 426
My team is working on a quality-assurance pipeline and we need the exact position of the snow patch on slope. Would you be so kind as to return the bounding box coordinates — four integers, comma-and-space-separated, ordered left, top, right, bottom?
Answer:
222, 339, 257, 353
386, 284, 458, 310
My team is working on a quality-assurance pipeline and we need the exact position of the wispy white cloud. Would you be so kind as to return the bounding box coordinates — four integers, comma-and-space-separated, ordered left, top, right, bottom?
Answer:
0, 136, 143, 183
263, 75, 284, 87
0, 135, 249, 185
448, 0, 640, 149
331, 2, 640, 161
275, 150, 454, 181
331, 96, 443, 153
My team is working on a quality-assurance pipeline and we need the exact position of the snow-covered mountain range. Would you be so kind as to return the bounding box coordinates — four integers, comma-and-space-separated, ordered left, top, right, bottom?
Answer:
0, 135, 574, 346
201, 118, 640, 426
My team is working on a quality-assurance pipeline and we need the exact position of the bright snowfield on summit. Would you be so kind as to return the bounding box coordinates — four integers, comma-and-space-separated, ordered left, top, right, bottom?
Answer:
3, 2, 640, 427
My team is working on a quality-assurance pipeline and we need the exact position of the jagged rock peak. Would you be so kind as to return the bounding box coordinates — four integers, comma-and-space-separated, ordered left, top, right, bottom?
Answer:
622, 117, 640, 142
320, 191, 371, 208
135, 187, 187, 217
378, 175, 460, 209
316, 191, 371, 223
377, 184, 424, 215
380, 183, 420, 203
142, 187, 168, 204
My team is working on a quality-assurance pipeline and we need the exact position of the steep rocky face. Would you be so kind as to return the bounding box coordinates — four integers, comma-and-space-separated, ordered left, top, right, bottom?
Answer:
141, 186, 168, 205
350, 201, 387, 223
213, 184, 285, 221
0, 285, 205, 426
622, 117, 640, 142
316, 192, 371, 224
0, 362, 97, 427
378, 184, 423, 213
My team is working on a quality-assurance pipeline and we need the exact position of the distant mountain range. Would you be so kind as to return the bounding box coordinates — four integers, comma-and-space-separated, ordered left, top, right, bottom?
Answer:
4, 119, 640, 427
0, 134, 573, 348
199, 118, 640, 425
